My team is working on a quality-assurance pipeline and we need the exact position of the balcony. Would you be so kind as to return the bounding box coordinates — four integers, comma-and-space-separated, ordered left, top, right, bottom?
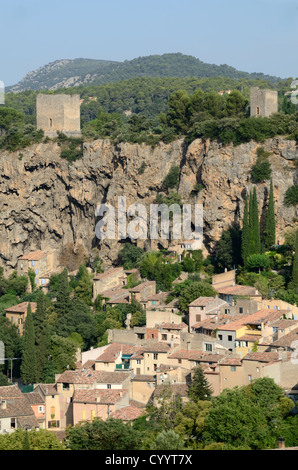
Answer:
115, 363, 130, 370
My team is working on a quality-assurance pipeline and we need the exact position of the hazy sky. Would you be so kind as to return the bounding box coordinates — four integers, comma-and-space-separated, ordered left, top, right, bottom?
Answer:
1, 0, 297, 86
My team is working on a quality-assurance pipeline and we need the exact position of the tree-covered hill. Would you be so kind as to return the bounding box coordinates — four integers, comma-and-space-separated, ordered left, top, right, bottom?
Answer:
8, 53, 284, 92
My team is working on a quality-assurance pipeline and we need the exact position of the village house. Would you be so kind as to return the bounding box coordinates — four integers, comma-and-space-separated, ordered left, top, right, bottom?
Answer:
17, 249, 57, 290
211, 269, 262, 305
188, 296, 229, 331
5, 302, 37, 336
72, 389, 129, 425
215, 309, 287, 356
32, 383, 61, 431
92, 267, 127, 302
55, 368, 132, 429
0, 385, 39, 434
109, 404, 146, 423
129, 280, 156, 306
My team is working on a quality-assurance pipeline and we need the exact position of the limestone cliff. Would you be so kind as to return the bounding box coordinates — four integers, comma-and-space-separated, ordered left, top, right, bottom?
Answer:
0, 136, 297, 274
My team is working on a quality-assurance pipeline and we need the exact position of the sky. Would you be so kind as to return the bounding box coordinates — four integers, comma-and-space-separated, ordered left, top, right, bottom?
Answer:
0, 0, 297, 86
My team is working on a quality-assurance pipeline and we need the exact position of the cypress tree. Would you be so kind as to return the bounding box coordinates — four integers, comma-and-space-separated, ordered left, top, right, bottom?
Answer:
264, 179, 276, 249
249, 187, 261, 255
292, 230, 298, 290
241, 195, 250, 267
55, 268, 71, 318
34, 292, 50, 382
20, 303, 37, 385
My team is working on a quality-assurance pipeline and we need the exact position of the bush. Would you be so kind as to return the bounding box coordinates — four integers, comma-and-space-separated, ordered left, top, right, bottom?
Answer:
284, 184, 298, 206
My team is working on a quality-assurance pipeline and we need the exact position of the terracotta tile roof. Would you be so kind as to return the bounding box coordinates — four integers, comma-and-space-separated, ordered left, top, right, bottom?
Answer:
34, 384, 58, 396
19, 250, 46, 261
242, 351, 280, 363
158, 322, 188, 330
270, 319, 298, 329
219, 357, 242, 366
25, 392, 44, 405
145, 292, 171, 301
0, 385, 39, 429
73, 389, 128, 404
5, 302, 37, 314
236, 334, 261, 342
93, 267, 124, 281
95, 343, 143, 363
270, 327, 298, 348
56, 368, 131, 385
110, 405, 146, 421
192, 314, 244, 330
215, 284, 259, 296
168, 350, 225, 362
132, 374, 156, 382
129, 281, 156, 292
217, 310, 282, 331
189, 296, 216, 307
140, 343, 171, 353
153, 383, 189, 398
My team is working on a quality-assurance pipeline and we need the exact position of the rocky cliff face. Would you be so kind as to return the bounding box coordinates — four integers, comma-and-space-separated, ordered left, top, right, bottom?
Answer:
0, 137, 297, 274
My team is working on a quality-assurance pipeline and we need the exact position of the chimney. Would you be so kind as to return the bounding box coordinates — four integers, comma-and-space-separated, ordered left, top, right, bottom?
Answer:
187, 341, 191, 351
1, 400, 6, 410
278, 437, 285, 450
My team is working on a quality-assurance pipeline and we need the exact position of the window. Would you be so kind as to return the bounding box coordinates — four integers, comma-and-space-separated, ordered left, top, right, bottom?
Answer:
91, 410, 95, 419
62, 383, 69, 390
218, 334, 222, 340
38, 405, 44, 413
248, 375, 252, 381
81, 410, 86, 420
239, 307, 243, 314
224, 309, 230, 314
136, 359, 141, 364
151, 300, 157, 305
31, 260, 35, 266
272, 327, 278, 333
231, 366, 236, 372
10, 418, 16, 429
50, 118, 53, 127
228, 335, 233, 342
196, 314, 201, 322
205, 343, 212, 352
153, 353, 158, 360
107, 384, 111, 389
161, 334, 167, 340
256, 106, 260, 115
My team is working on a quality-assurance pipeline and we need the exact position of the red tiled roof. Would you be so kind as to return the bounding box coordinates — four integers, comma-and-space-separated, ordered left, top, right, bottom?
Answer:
189, 297, 215, 307
5, 302, 37, 314
242, 351, 280, 363
19, 250, 46, 261
93, 267, 124, 281
95, 343, 143, 363
158, 322, 188, 330
56, 368, 131, 384
110, 405, 146, 421
129, 281, 156, 292
215, 285, 259, 296
73, 389, 128, 404
217, 310, 282, 331
168, 350, 224, 362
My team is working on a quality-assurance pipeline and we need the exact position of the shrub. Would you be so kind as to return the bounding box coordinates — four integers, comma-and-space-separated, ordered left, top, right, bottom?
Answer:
284, 184, 298, 206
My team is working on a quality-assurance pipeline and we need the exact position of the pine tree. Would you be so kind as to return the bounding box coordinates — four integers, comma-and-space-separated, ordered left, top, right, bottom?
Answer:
20, 303, 37, 385
241, 195, 250, 266
188, 365, 213, 402
264, 179, 276, 249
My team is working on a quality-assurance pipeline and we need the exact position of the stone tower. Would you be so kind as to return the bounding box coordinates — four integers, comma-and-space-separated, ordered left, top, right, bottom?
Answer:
250, 87, 278, 118
36, 93, 81, 137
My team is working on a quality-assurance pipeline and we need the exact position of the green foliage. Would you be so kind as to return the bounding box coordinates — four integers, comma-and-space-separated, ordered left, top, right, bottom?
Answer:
117, 243, 145, 269
0, 428, 65, 450
264, 179, 276, 248
248, 187, 261, 255
215, 226, 242, 272
139, 251, 182, 291
65, 418, 142, 450
162, 165, 180, 190
251, 147, 272, 183
20, 304, 37, 385
203, 378, 293, 449
284, 184, 298, 206
57, 132, 84, 162
151, 429, 185, 450
246, 253, 270, 271
188, 365, 213, 402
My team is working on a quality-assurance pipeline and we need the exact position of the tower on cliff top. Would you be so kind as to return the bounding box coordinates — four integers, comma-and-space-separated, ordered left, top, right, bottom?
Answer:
250, 87, 278, 118
36, 93, 81, 137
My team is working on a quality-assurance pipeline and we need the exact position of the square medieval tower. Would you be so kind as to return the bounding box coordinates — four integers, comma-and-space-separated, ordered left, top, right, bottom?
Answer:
250, 87, 278, 118
36, 93, 81, 137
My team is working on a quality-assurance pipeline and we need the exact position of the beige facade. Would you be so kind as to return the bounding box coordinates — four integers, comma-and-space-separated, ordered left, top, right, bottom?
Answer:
250, 87, 278, 117
5, 302, 37, 336
146, 309, 183, 329
36, 93, 81, 137
73, 389, 129, 425
93, 267, 127, 301
17, 250, 57, 290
